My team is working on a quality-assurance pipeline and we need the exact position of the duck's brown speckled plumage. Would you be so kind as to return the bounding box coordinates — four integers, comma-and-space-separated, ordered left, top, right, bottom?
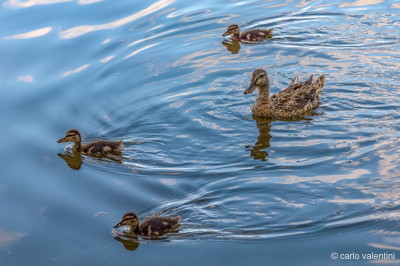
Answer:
222, 24, 273, 42
244, 69, 325, 117
114, 212, 181, 237
57, 129, 123, 157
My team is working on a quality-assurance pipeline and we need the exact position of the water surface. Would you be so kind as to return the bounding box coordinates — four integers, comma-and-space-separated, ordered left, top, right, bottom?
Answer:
1, 0, 400, 264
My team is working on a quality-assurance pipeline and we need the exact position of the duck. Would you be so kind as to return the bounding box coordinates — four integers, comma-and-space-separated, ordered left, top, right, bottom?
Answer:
57, 129, 123, 157
244, 69, 325, 117
114, 212, 181, 237
222, 24, 273, 42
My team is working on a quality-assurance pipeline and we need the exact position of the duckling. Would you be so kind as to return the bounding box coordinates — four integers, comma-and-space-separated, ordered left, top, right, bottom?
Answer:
114, 212, 181, 237
222, 24, 273, 42
57, 129, 123, 156
244, 69, 325, 117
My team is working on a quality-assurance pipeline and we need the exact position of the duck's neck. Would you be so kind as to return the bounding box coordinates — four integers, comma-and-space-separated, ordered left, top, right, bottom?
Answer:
72, 141, 82, 152
257, 84, 271, 104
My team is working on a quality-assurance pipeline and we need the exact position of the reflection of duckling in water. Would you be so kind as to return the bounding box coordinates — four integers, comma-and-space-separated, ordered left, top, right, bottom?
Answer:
114, 235, 139, 251
222, 24, 273, 43
244, 69, 325, 117
57, 150, 123, 170
221, 40, 241, 54
114, 212, 181, 237
246, 115, 273, 161
57, 129, 123, 157
57, 151, 83, 170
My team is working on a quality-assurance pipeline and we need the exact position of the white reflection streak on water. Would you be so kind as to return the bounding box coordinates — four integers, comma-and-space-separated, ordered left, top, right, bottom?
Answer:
280, 169, 370, 184
4, 0, 70, 9
329, 198, 375, 204
127, 29, 176, 47
18, 75, 34, 83
3, 0, 102, 9
62, 64, 90, 77
369, 243, 400, 251
78, 0, 101, 4
340, 0, 385, 8
59, 0, 175, 39
0, 230, 27, 251
99, 55, 115, 63
124, 43, 159, 59
4, 27, 52, 40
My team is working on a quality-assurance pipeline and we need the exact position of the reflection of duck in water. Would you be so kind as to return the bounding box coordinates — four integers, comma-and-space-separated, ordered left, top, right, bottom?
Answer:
247, 115, 315, 161
222, 24, 273, 43
244, 69, 325, 117
114, 212, 181, 237
246, 115, 272, 161
57, 129, 123, 157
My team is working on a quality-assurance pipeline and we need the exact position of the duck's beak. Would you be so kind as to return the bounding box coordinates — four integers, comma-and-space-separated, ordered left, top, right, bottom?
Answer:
222, 30, 231, 37
57, 137, 67, 143
244, 81, 256, 94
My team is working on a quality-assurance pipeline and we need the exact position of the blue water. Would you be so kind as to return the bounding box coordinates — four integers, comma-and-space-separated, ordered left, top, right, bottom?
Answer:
1, 0, 400, 264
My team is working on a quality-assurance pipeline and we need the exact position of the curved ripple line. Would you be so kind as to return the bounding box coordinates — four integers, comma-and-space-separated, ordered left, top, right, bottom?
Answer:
59, 0, 175, 39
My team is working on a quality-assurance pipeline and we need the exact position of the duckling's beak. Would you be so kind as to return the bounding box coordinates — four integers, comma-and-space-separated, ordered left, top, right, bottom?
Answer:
222, 30, 231, 36
57, 137, 68, 143
113, 221, 123, 228
244, 81, 257, 94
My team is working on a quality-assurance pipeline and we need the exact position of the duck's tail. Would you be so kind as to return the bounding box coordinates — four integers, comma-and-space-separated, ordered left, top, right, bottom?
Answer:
313, 74, 325, 94
289, 76, 299, 86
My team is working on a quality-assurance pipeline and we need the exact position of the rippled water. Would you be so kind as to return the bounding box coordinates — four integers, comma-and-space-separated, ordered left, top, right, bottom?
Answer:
2, 0, 400, 264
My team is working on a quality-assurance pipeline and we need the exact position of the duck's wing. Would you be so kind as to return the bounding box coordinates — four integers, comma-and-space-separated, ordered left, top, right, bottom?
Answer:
270, 75, 321, 115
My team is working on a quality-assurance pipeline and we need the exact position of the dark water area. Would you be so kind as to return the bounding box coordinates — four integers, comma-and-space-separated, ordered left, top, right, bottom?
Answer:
1, 0, 400, 264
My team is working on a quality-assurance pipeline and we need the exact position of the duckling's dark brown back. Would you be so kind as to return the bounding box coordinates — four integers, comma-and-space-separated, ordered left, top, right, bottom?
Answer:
139, 216, 181, 236
82, 140, 123, 156
240, 28, 273, 42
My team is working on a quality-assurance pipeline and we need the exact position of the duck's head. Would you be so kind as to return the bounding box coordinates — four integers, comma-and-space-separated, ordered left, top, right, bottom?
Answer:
244, 69, 269, 94
57, 129, 81, 143
114, 212, 139, 229
222, 24, 240, 36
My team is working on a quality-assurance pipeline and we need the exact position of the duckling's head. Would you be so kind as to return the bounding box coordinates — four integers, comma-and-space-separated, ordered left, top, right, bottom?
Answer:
222, 24, 240, 36
57, 129, 81, 143
114, 212, 139, 229
244, 69, 269, 94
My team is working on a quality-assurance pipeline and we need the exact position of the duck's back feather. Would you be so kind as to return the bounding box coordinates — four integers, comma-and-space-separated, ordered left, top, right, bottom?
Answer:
270, 75, 324, 116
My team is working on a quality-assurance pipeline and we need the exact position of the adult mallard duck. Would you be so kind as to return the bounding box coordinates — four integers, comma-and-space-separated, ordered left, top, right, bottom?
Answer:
114, 212, 181, 237
57, 129, 123, 156
222, 24, 273, 42
244, 69, 325, 117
